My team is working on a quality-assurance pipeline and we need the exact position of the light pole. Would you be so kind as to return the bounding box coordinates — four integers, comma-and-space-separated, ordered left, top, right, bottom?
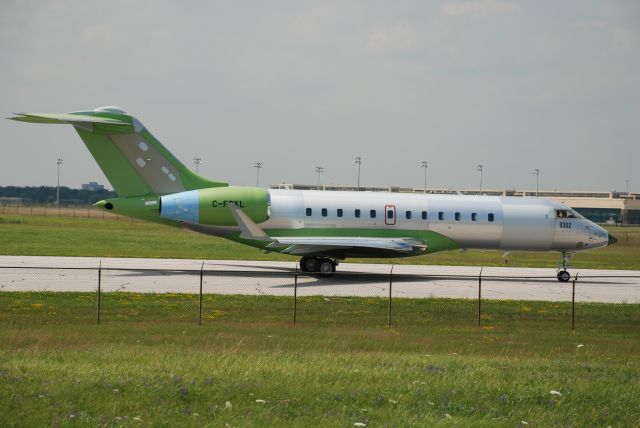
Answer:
533, 168, 540, 196
315, 166, 324, 189
420, 160, 428, 193
354, 156, 362, 190
56, 157, 63, 209
626, 179, 630, 194
253, 162, 263, 187
192, 157, 202, 174
477, 164, 483, 193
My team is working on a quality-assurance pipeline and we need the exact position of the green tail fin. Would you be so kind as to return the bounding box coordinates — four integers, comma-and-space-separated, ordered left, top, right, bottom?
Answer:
9, 106, 227, 197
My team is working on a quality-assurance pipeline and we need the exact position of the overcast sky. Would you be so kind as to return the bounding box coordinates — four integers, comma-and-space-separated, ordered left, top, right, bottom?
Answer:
1, 1, 638, 192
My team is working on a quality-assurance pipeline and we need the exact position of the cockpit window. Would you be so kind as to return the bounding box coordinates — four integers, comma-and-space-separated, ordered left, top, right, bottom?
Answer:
556, 210, 577, 219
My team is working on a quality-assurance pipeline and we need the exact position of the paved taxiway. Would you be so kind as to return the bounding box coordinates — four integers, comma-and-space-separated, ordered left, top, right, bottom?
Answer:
0, 256, 639, 303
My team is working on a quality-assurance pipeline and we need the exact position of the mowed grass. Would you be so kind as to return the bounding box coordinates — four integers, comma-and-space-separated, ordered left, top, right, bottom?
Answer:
1, 215, 640, 269
1, 292, 639, 426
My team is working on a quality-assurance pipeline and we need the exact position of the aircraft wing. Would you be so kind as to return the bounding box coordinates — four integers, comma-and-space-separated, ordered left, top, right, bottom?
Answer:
8, 112, 130, 126
228, 203, 426, 256
267, 236, 426, 256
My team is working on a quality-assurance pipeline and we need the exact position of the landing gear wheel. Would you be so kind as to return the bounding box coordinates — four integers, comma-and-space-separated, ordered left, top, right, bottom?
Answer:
556, 251, 574, 282
557, 270, 571, 282
318, 258, 336, 275
299, 257, 336, 275
300, 256, 318, 273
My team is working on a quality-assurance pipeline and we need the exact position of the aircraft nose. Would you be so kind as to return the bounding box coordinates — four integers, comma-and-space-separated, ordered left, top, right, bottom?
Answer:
608, 234, 618, 245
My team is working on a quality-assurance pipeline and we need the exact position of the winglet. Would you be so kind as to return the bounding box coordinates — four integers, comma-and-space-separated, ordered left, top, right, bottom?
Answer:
228, 203, 271, 241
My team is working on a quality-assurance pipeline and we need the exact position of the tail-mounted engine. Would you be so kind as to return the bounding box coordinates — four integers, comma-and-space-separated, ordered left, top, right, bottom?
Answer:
159, 186, 269, 226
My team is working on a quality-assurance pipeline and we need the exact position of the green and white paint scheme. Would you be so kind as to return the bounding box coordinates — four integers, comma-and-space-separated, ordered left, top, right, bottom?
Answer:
10, 106, 616, 280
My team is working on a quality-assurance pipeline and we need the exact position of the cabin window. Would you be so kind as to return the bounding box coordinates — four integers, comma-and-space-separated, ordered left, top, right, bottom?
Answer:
438, 211, 444, 221
387, 210, 394, 219
355, 209, 361, 218
406, 211, 412, 220
422, 211, 427, 220
488, 213, 495, 222
370, 209, 377, 219
337, 208, 343, 218
455, 212, 461, 221
306, 208, 312, 216
471, 213, 478, 221
321, 208, 327, 217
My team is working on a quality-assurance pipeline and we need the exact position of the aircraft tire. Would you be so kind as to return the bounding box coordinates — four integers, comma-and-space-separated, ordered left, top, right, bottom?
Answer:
557, 270, 571, 282
318, 258, 335, 275
300, 256, 318, 272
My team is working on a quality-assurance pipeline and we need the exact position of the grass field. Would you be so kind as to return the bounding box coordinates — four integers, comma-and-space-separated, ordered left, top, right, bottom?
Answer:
2, 216, 639, 426
1, 215, 639, 270
1, 292, 639, 426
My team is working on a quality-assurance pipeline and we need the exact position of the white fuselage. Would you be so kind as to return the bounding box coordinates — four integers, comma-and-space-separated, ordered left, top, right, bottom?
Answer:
262, 190, 609, 252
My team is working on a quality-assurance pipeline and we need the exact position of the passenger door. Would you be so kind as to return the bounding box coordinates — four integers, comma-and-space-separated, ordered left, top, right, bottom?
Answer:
385, 205, 396, 226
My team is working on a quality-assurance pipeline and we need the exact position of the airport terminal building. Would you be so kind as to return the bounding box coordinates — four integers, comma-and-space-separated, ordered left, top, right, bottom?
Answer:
271, 184, 640, 225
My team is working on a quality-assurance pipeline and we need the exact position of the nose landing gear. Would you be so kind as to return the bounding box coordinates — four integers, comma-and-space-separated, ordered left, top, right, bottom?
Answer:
557, 270, 571, 282
299, 256, 337, 275
556, 251, 574, 282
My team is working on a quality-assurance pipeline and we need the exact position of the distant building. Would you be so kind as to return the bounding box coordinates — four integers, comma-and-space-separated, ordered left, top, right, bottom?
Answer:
81, 182, 105, 191
269, 184, 640, 225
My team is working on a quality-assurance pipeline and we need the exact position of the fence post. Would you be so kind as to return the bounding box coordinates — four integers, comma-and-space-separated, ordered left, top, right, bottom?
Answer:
388, 265, 394, 327
571, 273, 579, 331
478, 267, 483, 327
293, 265, 298, 325
97, 260, 102, 325
199, 261, 204, 326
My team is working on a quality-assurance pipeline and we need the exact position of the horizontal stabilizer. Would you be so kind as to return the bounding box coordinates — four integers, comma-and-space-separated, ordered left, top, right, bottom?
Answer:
9, 112, 130, 126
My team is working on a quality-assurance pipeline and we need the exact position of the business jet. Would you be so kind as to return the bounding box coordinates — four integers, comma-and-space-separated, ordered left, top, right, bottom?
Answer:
10, 107, 616, 281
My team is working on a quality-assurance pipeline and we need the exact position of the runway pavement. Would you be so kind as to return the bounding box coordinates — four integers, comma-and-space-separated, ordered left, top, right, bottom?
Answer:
0, 256, 639, 303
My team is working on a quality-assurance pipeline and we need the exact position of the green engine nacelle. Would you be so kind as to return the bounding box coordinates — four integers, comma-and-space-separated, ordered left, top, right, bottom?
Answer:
159, 186, 269, 226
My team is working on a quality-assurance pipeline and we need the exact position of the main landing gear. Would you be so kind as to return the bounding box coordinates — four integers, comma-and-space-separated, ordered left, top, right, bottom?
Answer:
299, 256, 337, 275
556, 251, 573, 282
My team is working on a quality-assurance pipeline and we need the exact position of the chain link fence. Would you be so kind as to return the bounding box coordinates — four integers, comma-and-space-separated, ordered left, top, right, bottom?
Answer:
1, 263, 639, 329
0, 205, 135, 221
